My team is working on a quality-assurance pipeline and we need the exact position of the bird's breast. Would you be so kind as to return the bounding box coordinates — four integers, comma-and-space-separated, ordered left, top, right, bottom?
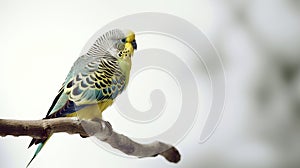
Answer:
118, 56, 132, 87
66, 100, 113, 119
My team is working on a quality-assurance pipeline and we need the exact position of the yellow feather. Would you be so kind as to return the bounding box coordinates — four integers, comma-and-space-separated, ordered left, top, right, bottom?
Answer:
66, 100, 113, 119
125, 31, 135, 42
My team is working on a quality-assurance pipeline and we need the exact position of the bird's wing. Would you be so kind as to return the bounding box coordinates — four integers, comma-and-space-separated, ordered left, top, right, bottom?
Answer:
45, 29, 127, 118
45, 54, 126, 118
26, 29, 127, 167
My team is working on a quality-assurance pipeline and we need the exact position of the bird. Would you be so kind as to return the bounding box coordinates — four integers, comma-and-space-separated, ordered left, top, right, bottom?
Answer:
26, 29, 137, 167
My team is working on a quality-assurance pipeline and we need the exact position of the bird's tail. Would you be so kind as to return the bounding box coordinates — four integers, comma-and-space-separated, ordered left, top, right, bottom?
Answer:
26, 135, 51, 167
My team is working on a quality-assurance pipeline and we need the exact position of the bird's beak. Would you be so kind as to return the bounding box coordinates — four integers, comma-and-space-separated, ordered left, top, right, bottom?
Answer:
132, 40, 137, 50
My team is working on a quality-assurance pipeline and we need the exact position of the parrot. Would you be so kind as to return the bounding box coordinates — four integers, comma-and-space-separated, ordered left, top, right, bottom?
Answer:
26, 29, 137, 167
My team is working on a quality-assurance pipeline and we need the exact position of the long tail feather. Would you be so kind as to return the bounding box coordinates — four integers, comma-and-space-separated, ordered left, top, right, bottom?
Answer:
28, 138, 44, 149
26, 135, 52, 167
26, 142, 45, 167
28, 139, 36, 149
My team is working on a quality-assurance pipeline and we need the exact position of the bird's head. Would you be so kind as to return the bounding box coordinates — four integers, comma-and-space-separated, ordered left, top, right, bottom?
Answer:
118, 30, 137, 58
86, 29, 137, 59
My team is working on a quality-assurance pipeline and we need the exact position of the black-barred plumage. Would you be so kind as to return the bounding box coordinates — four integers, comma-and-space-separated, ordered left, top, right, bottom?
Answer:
26, 29, 137, 167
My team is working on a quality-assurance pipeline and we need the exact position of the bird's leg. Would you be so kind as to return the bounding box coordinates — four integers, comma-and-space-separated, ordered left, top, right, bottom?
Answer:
91, 117, 102, 123
79, 118, 104, 138
91, 118, 112, 133
91, 118, 113, 140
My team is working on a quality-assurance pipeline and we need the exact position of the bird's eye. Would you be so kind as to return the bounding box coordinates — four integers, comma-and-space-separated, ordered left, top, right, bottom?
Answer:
121, 38, 126, 43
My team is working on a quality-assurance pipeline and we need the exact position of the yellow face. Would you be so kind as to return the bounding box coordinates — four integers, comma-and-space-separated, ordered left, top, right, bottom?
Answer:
121, 30, 137, 57
124, 42, 134, 56
125, 31, 135, 43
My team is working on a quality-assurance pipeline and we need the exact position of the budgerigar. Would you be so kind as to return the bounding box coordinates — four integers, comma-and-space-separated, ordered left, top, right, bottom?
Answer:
26, 29, 137, 167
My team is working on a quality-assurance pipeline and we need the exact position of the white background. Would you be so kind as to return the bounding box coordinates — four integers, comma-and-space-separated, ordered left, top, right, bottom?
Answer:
1, 0, 300, 168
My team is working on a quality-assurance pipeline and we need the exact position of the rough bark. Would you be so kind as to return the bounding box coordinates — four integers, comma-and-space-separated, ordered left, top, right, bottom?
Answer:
0, 118, 180, 163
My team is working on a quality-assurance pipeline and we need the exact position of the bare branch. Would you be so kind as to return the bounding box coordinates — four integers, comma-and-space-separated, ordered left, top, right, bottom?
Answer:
0, 118, 180, 163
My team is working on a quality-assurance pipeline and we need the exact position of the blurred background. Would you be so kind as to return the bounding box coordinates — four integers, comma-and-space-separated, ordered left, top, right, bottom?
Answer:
0, 0, 300, 167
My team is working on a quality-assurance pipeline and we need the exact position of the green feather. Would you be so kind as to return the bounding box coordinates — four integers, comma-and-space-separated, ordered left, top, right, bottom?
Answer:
26, 142, 45, 167
26, 28, 135, 167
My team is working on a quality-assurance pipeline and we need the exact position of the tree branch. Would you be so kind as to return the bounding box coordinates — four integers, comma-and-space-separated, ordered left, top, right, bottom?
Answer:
0, 118, 180, 163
